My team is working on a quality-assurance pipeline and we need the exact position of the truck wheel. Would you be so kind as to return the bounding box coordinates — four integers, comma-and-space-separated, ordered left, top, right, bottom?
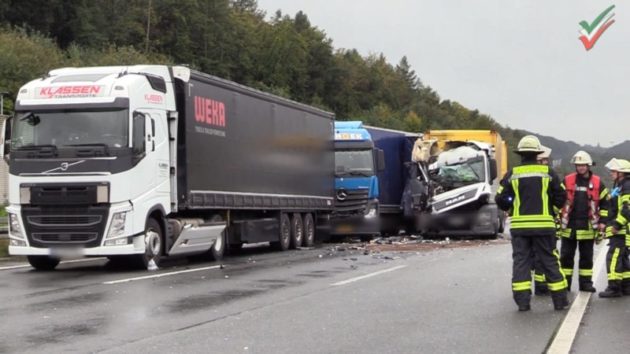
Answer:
271, 213, 291, 251
303, 213, 315, 247
27, 256, 60, 271
137, 218, 163, 269
290, 213, 304, 249
209, 229, 226, 261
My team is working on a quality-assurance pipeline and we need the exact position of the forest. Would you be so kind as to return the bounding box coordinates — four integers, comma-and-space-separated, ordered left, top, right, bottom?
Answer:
0, 0, 569, 167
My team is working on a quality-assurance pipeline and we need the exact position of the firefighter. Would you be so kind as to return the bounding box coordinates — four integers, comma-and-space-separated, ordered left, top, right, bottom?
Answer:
558, 151, 609, 292
599, 159, 630, 298
533, 145, 553, 295
495, 136, 568, 311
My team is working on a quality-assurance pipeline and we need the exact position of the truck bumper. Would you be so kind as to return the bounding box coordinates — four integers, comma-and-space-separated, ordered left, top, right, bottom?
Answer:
423, 204, 499, 236
330, 215, 380, 236
8, 234, 146, 257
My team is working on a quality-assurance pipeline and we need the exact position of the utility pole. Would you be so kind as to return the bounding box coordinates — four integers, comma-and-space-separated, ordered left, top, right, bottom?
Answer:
145, 0, 152, 54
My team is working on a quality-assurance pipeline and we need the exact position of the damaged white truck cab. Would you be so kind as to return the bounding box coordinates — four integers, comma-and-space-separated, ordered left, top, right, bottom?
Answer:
409, 138, 504, 237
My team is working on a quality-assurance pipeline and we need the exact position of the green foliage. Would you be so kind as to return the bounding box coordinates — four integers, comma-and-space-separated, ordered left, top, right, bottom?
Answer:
0, 27, 65, 111
0, 0, 527, 167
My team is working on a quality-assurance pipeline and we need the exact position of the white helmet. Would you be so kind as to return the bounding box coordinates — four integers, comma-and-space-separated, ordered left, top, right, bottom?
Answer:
570, 150, 593, 166
515, 135, 543, 153
605, 158, 622, 171
618, 159, 630, 173
537, 145, 552, 161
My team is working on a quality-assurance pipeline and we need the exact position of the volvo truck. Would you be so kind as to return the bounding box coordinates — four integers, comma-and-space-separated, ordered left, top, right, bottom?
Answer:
2, 65, 335, 270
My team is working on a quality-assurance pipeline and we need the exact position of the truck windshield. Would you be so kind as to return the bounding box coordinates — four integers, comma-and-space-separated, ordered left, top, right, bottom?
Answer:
335, 149, 374, 177
435, 158, 486, 189
12, 110, 129, 150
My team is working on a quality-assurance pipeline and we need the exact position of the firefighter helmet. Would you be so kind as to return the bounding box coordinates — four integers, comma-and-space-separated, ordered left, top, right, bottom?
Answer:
515, 135, 543, 153
617, 159, 630, 173
605, 158, 622, 172
570, 150, 593, 166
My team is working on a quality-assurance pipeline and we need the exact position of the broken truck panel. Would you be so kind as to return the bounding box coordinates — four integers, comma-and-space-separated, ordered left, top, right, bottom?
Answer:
408, 130, 507, 237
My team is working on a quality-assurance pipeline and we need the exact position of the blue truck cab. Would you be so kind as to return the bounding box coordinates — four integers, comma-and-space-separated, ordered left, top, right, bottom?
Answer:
331, 121, 384, 238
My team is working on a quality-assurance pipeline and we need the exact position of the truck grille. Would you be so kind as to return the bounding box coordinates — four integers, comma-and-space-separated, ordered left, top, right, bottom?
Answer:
27, 215, 102, 227
334, 189, 369, 215
33, 232, 98, 244
22, 206, 109, 248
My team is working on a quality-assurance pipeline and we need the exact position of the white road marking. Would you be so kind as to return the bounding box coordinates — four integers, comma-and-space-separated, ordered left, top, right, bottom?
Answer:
547, 245, 607, 354
0, 257, 106, 271
331, 265, 407, 286
103, 265, 222, 285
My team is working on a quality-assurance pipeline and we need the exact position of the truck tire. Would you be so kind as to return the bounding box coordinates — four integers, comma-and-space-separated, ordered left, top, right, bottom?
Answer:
136, 217, 163, 269
271, 213, 291, 251
303, 213, 315, 247
290, 213, 304, 249
27, 256, 60, 271
209, 229, 226, 261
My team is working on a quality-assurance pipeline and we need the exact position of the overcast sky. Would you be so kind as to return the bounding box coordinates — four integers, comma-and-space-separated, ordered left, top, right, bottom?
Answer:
257, 0, 630, 147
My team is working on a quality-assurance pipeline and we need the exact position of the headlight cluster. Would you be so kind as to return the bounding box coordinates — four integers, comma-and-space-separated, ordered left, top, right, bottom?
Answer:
365, 201, 378, 219
104, 211, 129, 246
8, 213, 26, 247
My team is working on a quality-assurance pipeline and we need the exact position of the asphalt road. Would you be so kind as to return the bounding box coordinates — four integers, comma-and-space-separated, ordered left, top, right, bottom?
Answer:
0, 239, 627, 353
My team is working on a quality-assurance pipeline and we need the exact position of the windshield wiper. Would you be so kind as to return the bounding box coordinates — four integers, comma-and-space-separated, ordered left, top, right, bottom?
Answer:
348, 170, 373, 177
64, 143, 110, 156
64, 143, 110, 148
16, 144, 57, 151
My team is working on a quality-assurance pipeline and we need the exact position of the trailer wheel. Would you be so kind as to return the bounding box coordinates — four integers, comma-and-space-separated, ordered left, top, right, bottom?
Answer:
271, 213, 291, 251
137, 218, 163, 269
27, 256, 60, 271
290, 213, 304, 249
303, 213, 315, 247
209, 229, 226, 261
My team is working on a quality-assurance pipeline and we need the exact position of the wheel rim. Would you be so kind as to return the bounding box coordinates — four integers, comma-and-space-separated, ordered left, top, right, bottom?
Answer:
282, 217, 290, 245
146, 229, 161, 257
295, 220, 303, 243
306, 218, 314, 243
213, 232, 223, 251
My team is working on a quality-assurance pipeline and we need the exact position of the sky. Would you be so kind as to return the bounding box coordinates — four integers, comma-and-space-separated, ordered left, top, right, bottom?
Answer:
256, 0, 630, 147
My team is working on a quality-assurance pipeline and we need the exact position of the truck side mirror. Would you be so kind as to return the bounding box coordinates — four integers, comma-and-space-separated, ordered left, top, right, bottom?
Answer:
1, 116, 12, 163
490, 159, 498, 181
376, 148, 386, 172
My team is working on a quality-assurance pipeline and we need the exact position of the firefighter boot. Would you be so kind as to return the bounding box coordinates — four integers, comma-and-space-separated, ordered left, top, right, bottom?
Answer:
599, 281, 622, 298
622, 280, 630, 296
514, 291, 531, 312
579, 280, 596, 293
551, 290, 569, 311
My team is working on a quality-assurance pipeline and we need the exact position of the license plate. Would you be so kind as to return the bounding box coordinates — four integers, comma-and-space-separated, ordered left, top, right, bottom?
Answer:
336, 225, 354, 234
50, 247, 84, 258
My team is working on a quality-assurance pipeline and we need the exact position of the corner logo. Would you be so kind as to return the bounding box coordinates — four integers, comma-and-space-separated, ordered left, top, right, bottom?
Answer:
579, 5, 616, 51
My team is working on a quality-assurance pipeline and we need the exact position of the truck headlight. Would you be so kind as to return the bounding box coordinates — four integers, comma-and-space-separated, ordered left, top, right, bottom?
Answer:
8, 213, 24, 239
365, 204, 378, 218
106, 212, 127, 239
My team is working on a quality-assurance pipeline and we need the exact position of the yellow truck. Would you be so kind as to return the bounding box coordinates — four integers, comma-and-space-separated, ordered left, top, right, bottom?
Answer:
406, 130, 508, 237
